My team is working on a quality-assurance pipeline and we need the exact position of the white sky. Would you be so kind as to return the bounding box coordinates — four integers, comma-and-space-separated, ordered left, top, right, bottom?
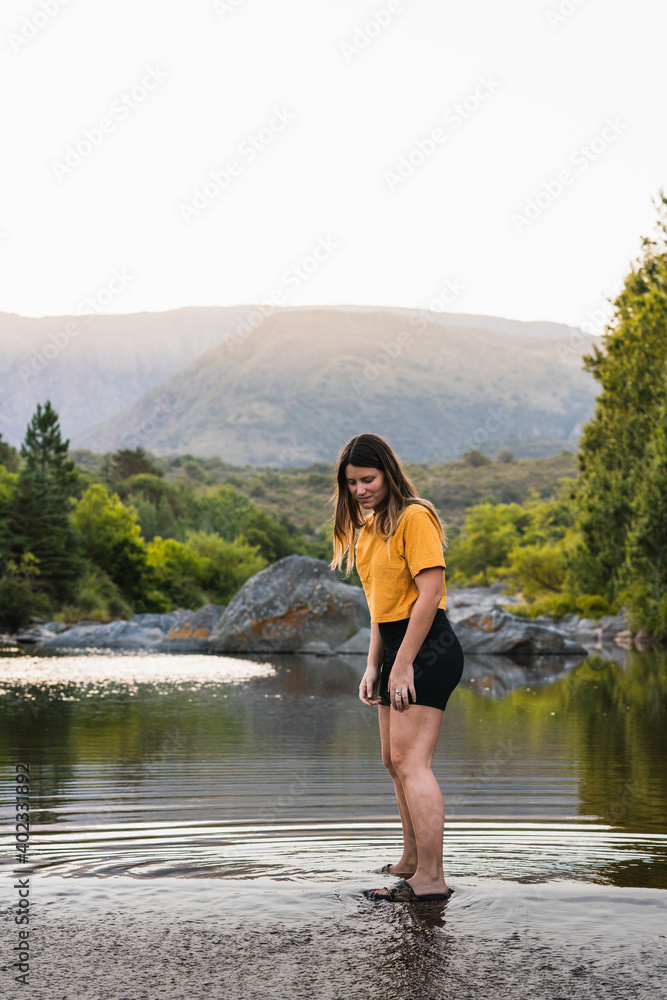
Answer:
1, 0, 665, 328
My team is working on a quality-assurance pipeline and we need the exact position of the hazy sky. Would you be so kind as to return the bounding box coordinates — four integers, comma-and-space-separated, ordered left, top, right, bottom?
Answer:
2, 0, 665, 328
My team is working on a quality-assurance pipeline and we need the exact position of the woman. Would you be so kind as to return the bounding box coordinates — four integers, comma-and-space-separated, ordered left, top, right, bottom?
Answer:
330, 433, 464, 903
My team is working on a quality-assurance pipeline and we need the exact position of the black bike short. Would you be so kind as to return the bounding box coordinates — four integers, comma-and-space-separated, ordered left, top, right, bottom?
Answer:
378, 609, 464, 712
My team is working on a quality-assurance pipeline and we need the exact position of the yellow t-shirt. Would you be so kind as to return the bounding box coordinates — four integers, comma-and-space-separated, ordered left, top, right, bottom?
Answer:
355, 503, 447, 623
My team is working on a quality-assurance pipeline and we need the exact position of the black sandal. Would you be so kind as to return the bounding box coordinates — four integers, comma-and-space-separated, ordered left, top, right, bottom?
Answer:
364, 879, 454, 903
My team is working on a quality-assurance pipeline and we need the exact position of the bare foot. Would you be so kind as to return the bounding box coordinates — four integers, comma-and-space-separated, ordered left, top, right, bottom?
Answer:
387, 858, 417, 875
373, 858, 417, 876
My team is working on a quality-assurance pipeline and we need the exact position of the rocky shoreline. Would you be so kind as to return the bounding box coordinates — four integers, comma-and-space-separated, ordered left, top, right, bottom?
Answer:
3, 555, 635, 661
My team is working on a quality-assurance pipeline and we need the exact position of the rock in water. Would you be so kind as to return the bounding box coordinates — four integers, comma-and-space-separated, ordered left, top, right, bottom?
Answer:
36, 610, 195, 650
208, 555, 370, 653
452, 608, 586, 655
158, 604, 227, 652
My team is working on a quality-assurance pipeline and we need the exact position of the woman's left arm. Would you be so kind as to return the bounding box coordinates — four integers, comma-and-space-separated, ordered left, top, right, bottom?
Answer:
387, 567, 443, 711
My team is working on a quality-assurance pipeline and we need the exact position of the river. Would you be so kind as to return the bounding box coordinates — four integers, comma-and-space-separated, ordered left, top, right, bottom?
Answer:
1, 644, 665, 999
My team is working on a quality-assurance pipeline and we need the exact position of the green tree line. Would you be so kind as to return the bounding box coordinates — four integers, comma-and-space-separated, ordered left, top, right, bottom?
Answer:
447, 193, 667, 641
0, 402, 329, 630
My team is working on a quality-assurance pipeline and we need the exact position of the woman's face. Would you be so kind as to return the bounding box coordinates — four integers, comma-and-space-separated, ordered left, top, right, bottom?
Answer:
344, 464, 388, 511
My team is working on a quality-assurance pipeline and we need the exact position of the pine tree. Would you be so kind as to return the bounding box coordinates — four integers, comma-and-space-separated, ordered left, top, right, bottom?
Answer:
8, 467, 84, 604
108, 447, 163, 482
0, 433, 19, 472
21, 400, 79, 498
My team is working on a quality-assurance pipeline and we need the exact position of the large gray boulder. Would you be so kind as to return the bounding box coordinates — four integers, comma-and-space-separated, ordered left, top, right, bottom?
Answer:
208, 555, 370, 653
450, 608, 586, 655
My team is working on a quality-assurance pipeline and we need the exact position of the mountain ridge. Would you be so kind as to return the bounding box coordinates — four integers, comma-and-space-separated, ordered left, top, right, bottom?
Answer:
69, 306, 597, 464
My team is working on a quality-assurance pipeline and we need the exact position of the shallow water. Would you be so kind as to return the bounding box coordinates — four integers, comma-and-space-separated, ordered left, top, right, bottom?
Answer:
1, 645, 666, 998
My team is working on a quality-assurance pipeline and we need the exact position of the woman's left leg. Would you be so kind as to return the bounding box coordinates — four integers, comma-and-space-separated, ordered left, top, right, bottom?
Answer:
388, 703, 448, 896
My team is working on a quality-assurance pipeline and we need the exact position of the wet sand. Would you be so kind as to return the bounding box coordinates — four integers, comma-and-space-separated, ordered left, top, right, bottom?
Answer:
4, 875, 665, 1000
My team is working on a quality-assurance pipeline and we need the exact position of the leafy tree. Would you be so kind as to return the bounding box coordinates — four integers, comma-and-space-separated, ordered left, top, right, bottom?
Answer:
117, 474, 184, 514
103, 447, 163, 484
20, 400, 79, 497
191, 485, 256, 541
239, 508, 305, 563
70, 484, 151, 605
182, 459, 207, 482
569, 192, 667, 619
124, 492, 181, 545
620, 375, 667, 638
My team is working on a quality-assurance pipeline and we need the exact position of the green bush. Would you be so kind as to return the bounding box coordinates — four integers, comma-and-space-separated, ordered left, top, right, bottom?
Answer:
446, 502, 528, 582
526, 593, 578, 619
145, 536, 209, 609
144, 532, 267, 609
184, 530, 267, 603
0, 553, 50, 630
506, 542, 567, 600
56, 562, 135, 622
462, 449, 491, 467
576, 594, 612, 619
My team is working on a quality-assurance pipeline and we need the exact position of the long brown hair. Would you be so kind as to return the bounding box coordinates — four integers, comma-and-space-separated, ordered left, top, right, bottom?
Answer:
329, 433, 446, 576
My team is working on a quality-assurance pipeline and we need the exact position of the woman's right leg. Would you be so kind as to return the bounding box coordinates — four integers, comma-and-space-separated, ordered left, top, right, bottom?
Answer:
378, 704, 418, 873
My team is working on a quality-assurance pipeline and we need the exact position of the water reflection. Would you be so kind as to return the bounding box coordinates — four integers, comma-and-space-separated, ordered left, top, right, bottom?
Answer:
0, 646, 665, 892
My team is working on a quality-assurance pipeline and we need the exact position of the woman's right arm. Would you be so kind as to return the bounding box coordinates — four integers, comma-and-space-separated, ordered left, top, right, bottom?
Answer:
359, 623, 384, 705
